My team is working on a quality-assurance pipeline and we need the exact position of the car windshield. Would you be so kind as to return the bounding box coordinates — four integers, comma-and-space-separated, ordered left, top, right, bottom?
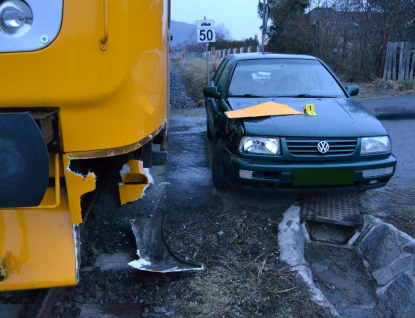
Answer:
227, 59, 346, 98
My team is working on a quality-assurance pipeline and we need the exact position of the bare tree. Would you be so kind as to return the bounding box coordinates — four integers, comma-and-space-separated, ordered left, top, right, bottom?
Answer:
216, 23, 233, 41
264, 0, 415, 79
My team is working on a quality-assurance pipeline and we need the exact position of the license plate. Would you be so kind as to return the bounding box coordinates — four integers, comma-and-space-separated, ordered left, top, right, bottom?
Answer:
292, 168, 354, 186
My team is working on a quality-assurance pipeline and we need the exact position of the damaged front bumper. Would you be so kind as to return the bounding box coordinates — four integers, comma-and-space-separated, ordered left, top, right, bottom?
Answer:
223, 149, 397, 192
0, 153, 96, 291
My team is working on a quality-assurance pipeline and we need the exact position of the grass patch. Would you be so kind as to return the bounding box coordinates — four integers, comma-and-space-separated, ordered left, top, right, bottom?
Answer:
173, 57, 216, 108
397, 79, 415, 91
165, 207, 333, 317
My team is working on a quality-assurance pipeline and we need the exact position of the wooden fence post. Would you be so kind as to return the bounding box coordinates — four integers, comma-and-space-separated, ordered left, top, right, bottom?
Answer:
383, 42, 391, 80
392, 43, 397, 80
398, 42, 405, 80
410, 42, 415, 79
404, 43, 411, 79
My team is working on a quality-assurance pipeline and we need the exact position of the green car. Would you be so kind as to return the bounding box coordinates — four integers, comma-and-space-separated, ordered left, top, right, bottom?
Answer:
203, 53, 396, 191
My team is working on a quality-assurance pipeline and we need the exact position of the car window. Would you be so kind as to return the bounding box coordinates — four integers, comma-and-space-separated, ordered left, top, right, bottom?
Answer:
213, 59, 229, 85
216, 60, 233, 94
227, 59, 346, 98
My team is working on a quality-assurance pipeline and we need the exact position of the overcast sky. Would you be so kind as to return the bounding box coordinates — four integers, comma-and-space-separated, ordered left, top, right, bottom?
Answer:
171, 0, 263, 40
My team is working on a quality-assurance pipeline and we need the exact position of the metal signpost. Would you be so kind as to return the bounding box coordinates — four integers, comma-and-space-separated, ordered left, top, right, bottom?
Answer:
197, 18, 215, 85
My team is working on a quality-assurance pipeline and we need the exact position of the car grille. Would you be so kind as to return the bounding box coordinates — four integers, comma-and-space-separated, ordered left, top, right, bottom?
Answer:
285, 138, 357, 156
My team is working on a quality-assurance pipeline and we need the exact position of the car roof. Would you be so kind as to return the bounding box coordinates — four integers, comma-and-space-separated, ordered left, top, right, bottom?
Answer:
226, 53, 317, 61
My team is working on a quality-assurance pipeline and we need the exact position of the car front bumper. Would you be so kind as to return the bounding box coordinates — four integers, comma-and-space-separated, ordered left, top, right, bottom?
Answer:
222, 150, 397, 192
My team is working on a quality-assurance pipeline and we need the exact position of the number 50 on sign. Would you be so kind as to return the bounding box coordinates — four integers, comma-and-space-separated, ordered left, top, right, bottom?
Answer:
196, 19, 215, 43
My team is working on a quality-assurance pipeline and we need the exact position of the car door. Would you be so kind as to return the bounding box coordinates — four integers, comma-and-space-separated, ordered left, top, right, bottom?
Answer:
206, 59, 228, 134
206, 59, 233, 140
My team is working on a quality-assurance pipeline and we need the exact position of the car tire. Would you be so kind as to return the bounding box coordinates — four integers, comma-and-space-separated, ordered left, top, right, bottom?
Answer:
206, 116, 213, 140
212, 139, 229, 190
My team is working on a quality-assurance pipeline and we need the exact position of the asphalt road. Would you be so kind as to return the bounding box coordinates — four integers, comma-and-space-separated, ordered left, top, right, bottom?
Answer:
145, 108, 298, 224
359, 95, 415, 226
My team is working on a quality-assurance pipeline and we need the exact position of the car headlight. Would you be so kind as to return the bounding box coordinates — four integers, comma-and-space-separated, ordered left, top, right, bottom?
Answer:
361, 136, 391, 155
239, 136, 280, 155
0, 0, 33, 37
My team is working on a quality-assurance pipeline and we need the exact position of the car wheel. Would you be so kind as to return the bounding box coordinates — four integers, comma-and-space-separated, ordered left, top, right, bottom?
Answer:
206, 116, 213, 140
212, 139, 229, 190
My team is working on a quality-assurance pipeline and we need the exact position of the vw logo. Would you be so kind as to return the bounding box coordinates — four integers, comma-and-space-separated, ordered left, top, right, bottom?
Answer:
317, 141, 330, 154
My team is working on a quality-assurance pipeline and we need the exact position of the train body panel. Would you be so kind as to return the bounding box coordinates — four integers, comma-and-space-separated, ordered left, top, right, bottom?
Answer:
0, 0, 170, 153
0, 0, 170, 290
0, 188, 77, 291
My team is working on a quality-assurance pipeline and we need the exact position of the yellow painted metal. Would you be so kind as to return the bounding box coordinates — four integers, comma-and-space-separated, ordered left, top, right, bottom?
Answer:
0, 0, 170, 153
0, 0, 169, 291
119, 160, 149, 205
0, 187, 77, 291
67, 124, 164, 159
305, 104, 317, 116
63, 156, 96, 225
226, 102, 303, 119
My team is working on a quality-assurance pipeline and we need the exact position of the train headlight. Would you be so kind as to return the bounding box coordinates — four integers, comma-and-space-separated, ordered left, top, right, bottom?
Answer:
0, 0, 33, 37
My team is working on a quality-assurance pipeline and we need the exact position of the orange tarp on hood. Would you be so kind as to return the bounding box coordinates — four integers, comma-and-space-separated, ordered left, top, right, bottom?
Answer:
225, 102, 303, 119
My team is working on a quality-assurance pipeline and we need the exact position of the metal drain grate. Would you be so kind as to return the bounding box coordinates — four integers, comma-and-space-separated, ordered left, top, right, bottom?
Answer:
301, 192, 362, 227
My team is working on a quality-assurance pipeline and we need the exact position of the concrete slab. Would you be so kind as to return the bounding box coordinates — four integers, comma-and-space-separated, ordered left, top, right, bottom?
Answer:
79, 303, 141, 318
95, 253, 133, 271
305, 242, 381, 317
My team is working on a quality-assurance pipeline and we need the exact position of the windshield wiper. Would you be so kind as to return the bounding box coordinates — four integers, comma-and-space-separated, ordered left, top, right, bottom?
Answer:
229, 94, 264, 98
291, 94, 337, 98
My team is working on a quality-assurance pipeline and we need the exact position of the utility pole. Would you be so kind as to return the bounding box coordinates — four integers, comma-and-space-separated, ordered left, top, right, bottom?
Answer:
262, 0, 268, 54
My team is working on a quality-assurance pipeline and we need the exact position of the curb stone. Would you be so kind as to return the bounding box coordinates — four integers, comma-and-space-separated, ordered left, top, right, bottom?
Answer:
278, 205, 341, 317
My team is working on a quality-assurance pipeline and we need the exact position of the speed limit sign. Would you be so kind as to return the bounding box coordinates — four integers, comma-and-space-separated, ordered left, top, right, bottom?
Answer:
196, 19, 216, 43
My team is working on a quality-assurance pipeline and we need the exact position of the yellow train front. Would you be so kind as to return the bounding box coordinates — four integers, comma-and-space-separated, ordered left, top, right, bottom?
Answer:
0, 0, 170, 291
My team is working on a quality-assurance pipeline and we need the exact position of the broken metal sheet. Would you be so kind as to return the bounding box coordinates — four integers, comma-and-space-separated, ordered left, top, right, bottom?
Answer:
129, 216, 204, 273
118, 160, 150, 205
63, 156, 96, 225
225, 101, 303, 119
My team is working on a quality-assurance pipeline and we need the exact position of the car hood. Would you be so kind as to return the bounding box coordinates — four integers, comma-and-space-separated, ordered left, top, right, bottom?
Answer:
227, 97, 387, 137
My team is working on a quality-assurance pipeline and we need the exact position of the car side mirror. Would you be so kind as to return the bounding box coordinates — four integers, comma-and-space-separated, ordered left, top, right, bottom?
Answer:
203, 86, 222, 99
346, 85, 359, 97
